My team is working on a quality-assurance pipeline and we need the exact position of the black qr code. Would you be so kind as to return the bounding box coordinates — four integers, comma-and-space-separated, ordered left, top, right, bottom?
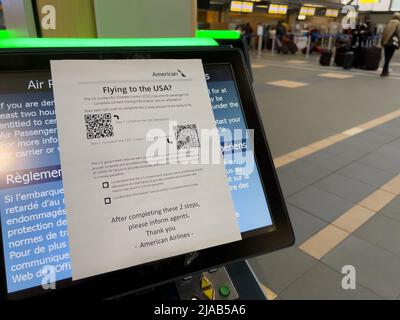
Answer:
175, 124, 201, 150
84, 113, 114, 139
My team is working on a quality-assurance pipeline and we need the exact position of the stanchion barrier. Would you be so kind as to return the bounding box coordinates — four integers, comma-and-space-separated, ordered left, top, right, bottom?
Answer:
295, 34, 300, 47
257, 35, 262, 58
327, 34, 333, 51
271, 34, 276, 56
306, 35, 311, 59
377, 35, 382, 46
321, 34, 326, 48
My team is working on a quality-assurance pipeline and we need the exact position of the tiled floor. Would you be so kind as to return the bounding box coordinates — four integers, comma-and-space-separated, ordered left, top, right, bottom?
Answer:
266, 79, 309, 88
247, 52, 400, 300
318, 72, 354, 79
252, 54, 400, 157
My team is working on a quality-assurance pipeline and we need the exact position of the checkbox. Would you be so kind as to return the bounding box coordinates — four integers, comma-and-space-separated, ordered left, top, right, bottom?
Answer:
104, 197, 111, 205
102, 182, 109, 189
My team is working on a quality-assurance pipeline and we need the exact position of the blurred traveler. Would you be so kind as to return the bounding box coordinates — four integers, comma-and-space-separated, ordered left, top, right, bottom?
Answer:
244, 23, 253, 47
276, 21, 286, 40
381, 12, 400, 77
358, 15, 375, 47
309, 27, 320, 45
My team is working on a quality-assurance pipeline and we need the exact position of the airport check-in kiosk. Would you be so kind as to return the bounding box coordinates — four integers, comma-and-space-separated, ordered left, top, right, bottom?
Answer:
0, 38, 294, 300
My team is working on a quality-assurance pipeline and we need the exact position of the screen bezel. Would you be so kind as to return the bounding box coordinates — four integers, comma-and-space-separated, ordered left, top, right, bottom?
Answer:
0, 46, 294, 299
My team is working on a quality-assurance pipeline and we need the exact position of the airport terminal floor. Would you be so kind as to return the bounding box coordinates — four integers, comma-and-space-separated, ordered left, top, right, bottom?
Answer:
249, 51, 400, 300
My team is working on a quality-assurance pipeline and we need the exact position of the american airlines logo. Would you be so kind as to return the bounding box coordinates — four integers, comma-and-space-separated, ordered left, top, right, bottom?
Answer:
152, 70, 186, 77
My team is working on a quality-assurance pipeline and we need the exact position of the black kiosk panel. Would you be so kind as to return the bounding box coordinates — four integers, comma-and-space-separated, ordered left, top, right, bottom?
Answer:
0, 47, 293, 299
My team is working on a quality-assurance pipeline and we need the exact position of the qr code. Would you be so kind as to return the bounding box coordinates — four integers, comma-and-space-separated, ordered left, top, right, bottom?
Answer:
175, 124, 201, 150
84, 113, 114, 139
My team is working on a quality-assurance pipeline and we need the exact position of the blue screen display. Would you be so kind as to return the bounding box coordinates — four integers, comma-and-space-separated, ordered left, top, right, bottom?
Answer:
0, 64, 272, 293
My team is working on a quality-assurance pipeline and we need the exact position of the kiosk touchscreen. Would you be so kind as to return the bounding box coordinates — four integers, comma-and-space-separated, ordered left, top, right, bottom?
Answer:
0, 46, 293, 299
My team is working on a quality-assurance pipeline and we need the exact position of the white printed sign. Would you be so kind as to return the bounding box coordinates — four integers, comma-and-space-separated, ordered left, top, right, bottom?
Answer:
51, 59, 241, 280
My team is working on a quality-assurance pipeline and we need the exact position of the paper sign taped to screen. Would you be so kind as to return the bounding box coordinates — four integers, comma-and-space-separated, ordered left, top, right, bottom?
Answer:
50, 59, 241, 280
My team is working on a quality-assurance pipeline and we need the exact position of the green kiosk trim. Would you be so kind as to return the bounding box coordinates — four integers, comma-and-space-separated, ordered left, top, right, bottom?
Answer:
0, 37, 218, 49
0, 30, 242, 48
196, 29, 241, 40
0, 30, 20, 39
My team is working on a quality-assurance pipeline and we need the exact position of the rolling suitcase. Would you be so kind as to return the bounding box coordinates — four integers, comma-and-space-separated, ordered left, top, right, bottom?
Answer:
360, 46, 382, 71
266, 38, 273, 50
352, 46, 362, 68
288, 41, 298, 54
343, 51, 354, 70
281, 43, 289, 54
334, 45, 351, 67
320, 50, 332, 66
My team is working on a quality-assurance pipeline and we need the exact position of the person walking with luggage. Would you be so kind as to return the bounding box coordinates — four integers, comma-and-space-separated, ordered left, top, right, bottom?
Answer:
275, 21, 286, 53
381, 12, 400, 77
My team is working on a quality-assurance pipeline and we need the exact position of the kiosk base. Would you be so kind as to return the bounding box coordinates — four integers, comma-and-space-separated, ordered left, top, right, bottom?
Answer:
116, 260, 266, 300
175, 265, 240, 300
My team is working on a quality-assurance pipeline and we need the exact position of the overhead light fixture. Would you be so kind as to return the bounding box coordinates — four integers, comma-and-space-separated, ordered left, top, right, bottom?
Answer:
300, 6, 316, 16
359, 0, 379, 3
230, 1, 254, 13
230, 1, 243, 12
256, 5, 269, 8
326, 9, 339, 17
241, 1, 254, 12
269, 4, 288, 14
303, 3, 326, 7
